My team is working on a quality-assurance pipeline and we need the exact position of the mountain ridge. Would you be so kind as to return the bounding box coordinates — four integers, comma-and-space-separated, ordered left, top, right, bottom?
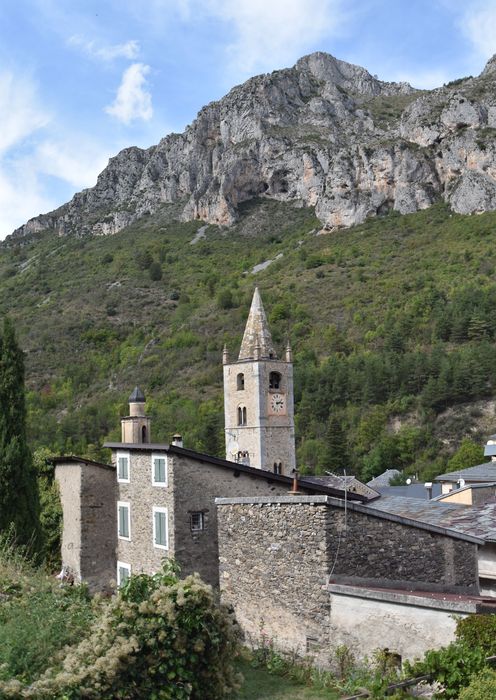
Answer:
10, 51, 496, 241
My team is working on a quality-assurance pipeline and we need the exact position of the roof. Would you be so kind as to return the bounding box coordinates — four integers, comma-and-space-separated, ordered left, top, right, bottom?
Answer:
368, 494, 496, 542
304, 474, 380, 499
129, 386, 145, 403
103, 441, 368, 502
367, 469, 401, 488
51, 455, 115, 471
238, 287, 277, 361
215, 494, 484, 544
435, 461, 496, 483
378, 483, 442, 499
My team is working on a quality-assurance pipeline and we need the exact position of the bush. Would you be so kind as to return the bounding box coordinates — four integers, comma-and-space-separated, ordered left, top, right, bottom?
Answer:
149, 261, 163, 281
459, 668, 496, 699
456, 614, 496, 656
0, 562, 241, 699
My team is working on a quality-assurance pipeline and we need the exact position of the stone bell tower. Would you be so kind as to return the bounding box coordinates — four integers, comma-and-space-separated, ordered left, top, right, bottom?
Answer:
121, 386, 151, 444
223, 287, 295, 475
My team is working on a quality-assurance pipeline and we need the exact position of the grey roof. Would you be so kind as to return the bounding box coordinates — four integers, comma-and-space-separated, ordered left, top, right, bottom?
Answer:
51, 455, 115, 471
238, 287, 277, 361
129, 386, 146, 403
435, 461, 496, 483
103, 442, 369, 502
378, 483, 442, 500
304, 474, 379, 499
367, 469, 401, 488
369, 495, 496, 542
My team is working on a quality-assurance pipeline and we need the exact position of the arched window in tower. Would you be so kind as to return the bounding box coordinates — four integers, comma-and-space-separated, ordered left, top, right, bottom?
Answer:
269, 371, 281, 389
237, 373, 245, 390
273, 461, 282, 475
141, 425, 147, 443
237, 406, 247, 426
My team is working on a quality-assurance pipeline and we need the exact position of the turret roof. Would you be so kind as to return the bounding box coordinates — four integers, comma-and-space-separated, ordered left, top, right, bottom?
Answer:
238, 287, 277, 360
129, 386, 145, 403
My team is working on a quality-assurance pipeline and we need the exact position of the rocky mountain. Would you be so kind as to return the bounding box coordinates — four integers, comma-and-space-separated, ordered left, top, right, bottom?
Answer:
12, 52, 496, 239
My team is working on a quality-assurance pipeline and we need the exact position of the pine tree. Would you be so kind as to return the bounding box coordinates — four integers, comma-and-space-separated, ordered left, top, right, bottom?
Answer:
0, 318, 40, 546
321, 415, 349, 473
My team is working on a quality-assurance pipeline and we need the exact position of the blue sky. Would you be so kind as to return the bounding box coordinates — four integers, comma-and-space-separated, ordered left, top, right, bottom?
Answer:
0, 0, 495, 238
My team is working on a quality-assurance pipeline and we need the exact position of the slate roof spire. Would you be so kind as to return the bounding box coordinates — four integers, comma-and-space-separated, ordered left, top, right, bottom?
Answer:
238, 287, 277, 360
129, 386, 145, 403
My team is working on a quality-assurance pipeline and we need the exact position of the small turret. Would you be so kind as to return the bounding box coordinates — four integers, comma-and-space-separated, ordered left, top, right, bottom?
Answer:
285, 340, 292, 363
222, 344, 230, 365
121, 386, 151, 444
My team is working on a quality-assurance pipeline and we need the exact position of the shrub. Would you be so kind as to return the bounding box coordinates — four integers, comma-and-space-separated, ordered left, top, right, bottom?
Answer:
149, 261, 163, 281
459, 668, 496, 699
456, 614, 496, 655
0, 562, 241, 699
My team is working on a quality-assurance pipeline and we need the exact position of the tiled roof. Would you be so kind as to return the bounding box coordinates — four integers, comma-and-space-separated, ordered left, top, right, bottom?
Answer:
368, 495, 496, 542
367, 469, 401, 488
303, 474, 379, 499
435, 462, 496, 482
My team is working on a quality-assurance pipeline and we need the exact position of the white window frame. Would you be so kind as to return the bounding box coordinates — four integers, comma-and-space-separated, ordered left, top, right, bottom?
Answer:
190, 511, 205, 532
117, 561, 131, 587
117, 501, 131, 541
117, 451, 130, 484
151, 453, 168, 487
153, 506, 168, 550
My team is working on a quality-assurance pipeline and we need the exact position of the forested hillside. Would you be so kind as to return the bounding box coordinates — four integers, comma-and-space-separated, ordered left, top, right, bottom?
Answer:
2, 199, 496, 481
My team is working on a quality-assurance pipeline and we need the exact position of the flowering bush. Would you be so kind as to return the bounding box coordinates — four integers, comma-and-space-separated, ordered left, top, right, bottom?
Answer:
0, 563, 241, 699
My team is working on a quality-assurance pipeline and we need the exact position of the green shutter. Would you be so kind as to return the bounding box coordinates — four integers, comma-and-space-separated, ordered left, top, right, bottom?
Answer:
119, 505, 129, 538
154, 458, 166, 483
118, 457, 128, 480
155, 510, 167, 546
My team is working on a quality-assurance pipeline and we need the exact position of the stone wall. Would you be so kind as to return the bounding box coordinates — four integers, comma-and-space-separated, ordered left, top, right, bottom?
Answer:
116, 449, 174, 575
172, 455, 296, 587
328, 506, 479, 592
56, 459, 116, 591
217, 496, 480, 661
80, 463, 117, 590
55, 463, 82, 580
328, 584, 476, 662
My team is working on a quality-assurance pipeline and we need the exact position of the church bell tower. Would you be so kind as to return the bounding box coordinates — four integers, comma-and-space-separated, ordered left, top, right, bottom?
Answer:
223, 287, 295, 476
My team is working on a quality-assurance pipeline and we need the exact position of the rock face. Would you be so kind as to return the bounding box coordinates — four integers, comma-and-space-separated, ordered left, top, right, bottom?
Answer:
12, 52, 496, 238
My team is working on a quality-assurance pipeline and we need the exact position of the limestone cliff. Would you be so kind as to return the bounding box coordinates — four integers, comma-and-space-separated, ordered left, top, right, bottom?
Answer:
12, 52, 496, 238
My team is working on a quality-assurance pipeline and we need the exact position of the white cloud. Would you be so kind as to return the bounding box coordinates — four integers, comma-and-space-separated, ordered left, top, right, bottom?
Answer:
34, 138, 110, 189
461, 4, 496, 60
68, 35, 140, 62
0, 164, 55, 238
105, 63, 153, 124
0, 71, 50, 155
202, 0, 345, 80
388, 69, 452, 90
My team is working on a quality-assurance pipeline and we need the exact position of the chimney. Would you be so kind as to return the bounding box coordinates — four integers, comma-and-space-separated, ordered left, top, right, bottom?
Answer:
289, 469, 301, 495
222, 344, 230, 365
172, 433, 183, 448
424, 482, 433, 500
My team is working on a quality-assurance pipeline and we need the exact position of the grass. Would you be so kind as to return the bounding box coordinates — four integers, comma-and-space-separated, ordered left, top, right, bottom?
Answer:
237, 658, 339, 699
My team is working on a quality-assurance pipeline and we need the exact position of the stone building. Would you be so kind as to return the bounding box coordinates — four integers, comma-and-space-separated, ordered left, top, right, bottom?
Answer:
217, 495, 492, 664
223, 287, 296, 475
55, 385, 361, 589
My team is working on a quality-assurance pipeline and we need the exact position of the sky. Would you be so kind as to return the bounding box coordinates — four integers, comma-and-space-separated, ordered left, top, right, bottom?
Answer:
1, 0, 496, 239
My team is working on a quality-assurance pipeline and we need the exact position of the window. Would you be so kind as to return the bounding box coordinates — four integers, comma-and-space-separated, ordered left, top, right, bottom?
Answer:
269, 371, 281, 389
153, 507, 168, 549
190, 512, 205, 532
117, 561, 131, 587
117, 502, 131, 540
117, 452, 130, 483
237, 373, 245, 390
237, 406, 247, 426
152, 454, 167, 486
141, 425, 147, 443
273, 461, 282, 475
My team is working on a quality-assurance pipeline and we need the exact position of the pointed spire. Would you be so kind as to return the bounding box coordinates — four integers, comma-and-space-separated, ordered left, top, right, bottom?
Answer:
285, 340, 292, 363
238, 287, 277, 361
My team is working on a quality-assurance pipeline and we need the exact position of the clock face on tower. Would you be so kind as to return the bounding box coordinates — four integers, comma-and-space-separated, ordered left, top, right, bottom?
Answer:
268, 393, 286, 416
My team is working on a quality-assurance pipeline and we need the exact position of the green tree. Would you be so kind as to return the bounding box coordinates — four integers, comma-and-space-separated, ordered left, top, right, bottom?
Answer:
447, 438, 484, 474
0, 318, 40, 546
148, 261, 163, 281
321, 416, 349, 473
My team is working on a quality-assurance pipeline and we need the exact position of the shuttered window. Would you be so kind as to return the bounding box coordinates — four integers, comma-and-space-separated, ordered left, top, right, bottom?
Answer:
153, 507, 168, 549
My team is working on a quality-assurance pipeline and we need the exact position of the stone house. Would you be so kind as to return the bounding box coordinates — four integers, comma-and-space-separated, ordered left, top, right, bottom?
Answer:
217, 494, 494, 664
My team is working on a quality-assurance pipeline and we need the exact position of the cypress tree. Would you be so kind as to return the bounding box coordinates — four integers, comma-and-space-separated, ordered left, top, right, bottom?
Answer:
0, 318, 40, 546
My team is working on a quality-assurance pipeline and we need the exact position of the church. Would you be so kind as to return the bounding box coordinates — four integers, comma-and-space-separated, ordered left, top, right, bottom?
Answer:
53, 288, 360, 590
